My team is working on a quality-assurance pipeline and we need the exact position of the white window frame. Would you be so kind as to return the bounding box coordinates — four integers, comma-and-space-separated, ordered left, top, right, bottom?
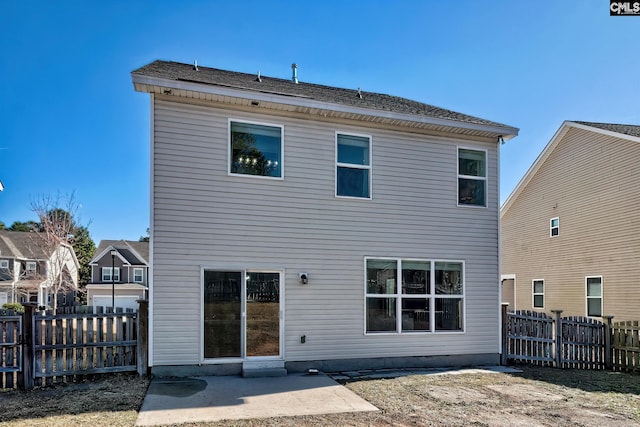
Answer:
26, 261, 37, 271
364, 257, 465, 335
228, 118, 284, 180
586, 276, 603, 317
133, 268, 144, 283
550, 217, 559, 237
335, 132, 372, 199
0, 260, 8, 269
457, 147, 487, 208
532, 279, 544, 309
102, 267, 120, 282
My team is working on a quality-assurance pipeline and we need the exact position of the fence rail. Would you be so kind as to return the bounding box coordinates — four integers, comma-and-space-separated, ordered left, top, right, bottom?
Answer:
612, 320, 640, 372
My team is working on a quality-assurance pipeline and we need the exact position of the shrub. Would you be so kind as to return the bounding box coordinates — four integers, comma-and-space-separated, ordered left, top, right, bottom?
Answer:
2, 302, 25, 314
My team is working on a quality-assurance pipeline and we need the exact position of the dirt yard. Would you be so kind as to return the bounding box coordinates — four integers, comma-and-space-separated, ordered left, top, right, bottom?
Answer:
0, 366, 639, 426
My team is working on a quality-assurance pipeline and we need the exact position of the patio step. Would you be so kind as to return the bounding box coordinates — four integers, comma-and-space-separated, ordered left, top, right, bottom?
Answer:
242, 360, 287, 378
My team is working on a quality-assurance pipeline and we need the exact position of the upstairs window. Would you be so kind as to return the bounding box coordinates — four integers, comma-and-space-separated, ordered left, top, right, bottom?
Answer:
586, 276, 602, 317
336, 133, 371, 198
0, 260, 8, 269
133, 268, 144, 283
458, 148, 487, 207
550, 217, 559, 237
532, 279, 544, 308
26, 262, 36, 272
102, 267, 120, 282
229, 120, 283, 178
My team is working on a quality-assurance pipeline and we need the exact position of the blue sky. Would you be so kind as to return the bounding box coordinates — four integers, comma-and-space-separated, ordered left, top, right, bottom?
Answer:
1, 1, 638, 245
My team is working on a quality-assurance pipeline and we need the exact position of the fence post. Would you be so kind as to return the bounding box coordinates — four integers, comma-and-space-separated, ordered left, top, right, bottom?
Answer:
551, 310, 563, 368
603, 315, 614, 370
137, 299, 149, 376
19, 303, 37, 389
501, 303, 509, 365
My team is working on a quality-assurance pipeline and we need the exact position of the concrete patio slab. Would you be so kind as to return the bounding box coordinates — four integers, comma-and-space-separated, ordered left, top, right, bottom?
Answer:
136, 373, 378, 426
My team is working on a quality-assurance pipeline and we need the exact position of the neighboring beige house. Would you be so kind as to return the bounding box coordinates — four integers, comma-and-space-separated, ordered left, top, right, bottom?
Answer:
0, 230, 79, 308
86, 240, 149, 311
501, 121, 640, 321
132, 60, 518, 376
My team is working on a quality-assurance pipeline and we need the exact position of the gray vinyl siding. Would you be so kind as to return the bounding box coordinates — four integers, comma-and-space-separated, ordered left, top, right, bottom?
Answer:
501, 126, 640, 321
152, 97, 501, 366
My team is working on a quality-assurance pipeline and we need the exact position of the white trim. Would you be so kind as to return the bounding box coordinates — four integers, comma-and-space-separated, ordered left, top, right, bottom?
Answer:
148, 93, 155, 367
335, 131, 373, 200
90, 246, 130, 266
532, 279, 544, 309
363, 257, 465, 335
550, 217, 559, 237
457, 146, 488, 208
132, 74, 519, 139
585, 275, 603, 317
227, 118, 284, 180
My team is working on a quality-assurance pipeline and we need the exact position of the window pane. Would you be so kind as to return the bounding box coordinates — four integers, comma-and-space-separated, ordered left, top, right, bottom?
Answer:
533, 295, 544, 308
551, 218, 559, 227
587, 278, 602, 296
587, 298, 602, 317
402, 298, 430, 331
435, 298, 463, 331
551, 227, 559, 237
338, 134, 370, 165
230, 122, 282, 177
458, 178, 486, 206
337, 167, 369, 198
459, 149, 486, 177
366, 297, 397, 332
402, 261, 429, 294
435, 262, 462, 295
367, 259, 397, 294
246, 272, 280, 357
533, 281, 544, 294
203, 271, 242, 358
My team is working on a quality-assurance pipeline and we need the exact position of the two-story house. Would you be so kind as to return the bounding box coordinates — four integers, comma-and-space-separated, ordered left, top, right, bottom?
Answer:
132, 60, 518, 376
501, 121, 640, 321
85, 240, 149, 311
0, 230, 79, 308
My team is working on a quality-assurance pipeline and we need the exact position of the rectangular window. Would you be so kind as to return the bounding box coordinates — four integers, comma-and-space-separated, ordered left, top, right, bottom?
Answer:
0, 260, 8, 269
586, 276, 602, 317
26, 261, 36, 272
336, 133, 371, 198
550, 217, 559, 237
458, 148, 487, 207
102, 267, 120, 282
365, 258, 464, 333
133, 268, 144, 283
532, 279, 544, 308
229, 120, 283, 178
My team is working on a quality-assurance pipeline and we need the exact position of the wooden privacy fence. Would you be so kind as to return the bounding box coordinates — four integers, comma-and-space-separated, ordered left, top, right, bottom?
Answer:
502, 306, 640, 372
1, 301, 148, 390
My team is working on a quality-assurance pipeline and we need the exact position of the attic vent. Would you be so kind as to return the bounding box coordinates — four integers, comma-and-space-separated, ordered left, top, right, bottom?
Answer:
193, 60, 199, 71
291, 63, 298, 84
256, 70, 262, 82
356, 88, 363, 99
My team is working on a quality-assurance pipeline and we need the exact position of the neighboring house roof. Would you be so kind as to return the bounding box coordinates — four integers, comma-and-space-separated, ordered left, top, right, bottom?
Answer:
132, 60, 518, 141
501, 120, 640, 216
0, 230, 51, 260
90, 240, 149, 266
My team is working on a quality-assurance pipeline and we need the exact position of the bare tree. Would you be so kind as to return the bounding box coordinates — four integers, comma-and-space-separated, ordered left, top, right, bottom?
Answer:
30, 192, 81, 314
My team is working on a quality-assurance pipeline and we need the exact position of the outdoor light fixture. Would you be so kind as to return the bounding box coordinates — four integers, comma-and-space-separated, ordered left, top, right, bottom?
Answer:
110, 249, 117, 312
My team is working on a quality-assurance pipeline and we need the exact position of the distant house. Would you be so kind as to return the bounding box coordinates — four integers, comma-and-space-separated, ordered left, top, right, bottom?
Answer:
132, 60, 518, 376
501, 121, 640, 321
86, 240, 149, 311
0, 230, 79, 308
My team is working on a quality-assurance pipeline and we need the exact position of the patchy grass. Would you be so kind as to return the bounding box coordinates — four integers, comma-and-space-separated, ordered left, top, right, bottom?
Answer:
1, 367, 639, 426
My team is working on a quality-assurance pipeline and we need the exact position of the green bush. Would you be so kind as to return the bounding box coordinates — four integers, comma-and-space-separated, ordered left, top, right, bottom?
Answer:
2, 302, 25, 314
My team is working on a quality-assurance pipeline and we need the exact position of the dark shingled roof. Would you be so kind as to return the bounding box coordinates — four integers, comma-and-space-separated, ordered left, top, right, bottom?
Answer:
132, 60, 512, 130
93, 240, 149, 265
0, 230, 52, 259
572, 121, 640, 139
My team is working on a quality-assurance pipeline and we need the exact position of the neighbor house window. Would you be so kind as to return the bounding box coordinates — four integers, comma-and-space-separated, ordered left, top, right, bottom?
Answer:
133, 268, 144, 283
229, 120, 283, 178
26, 262, 36, 272
586, 276, 602, 317
532, 279, 544, 308
336, 133, 371, 198
550, 217, 559, 237
102, 267, 120, 282
458, 148, 487, 206
365, 258, 464, 334
0, 260, 8, 269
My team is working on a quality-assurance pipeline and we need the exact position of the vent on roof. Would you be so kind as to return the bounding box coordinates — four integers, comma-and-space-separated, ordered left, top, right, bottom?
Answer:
193, 60, 199, 71
256, 70, 262, 82
356, 88, 363, 99
291, 63, 298, 84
